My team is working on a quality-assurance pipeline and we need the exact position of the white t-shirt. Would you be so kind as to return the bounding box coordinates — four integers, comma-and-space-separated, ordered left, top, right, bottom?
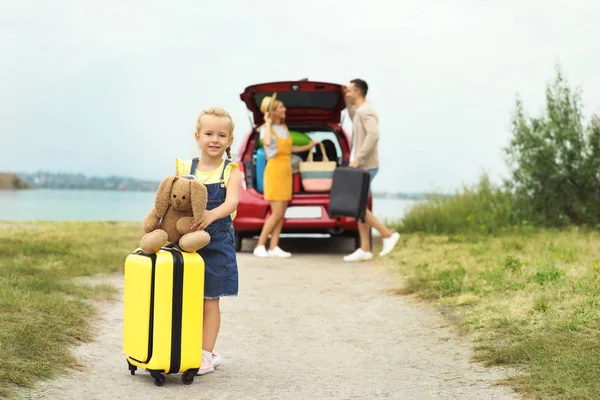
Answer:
260, 124, 290, 159
350, 103, 365, 162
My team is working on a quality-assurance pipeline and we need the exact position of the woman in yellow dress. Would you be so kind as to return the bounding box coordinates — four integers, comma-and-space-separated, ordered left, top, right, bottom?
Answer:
253, 96, 318, 258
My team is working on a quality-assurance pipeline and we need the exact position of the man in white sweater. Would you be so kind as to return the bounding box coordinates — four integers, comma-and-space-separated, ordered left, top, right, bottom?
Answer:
343, 79, 400, 262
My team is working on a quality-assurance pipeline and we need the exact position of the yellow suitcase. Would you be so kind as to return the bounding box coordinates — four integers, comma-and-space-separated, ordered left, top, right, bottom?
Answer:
123, 246, 204, 386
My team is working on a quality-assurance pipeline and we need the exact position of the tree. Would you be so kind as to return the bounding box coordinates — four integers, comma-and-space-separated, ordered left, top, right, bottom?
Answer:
505, 66, 600, 226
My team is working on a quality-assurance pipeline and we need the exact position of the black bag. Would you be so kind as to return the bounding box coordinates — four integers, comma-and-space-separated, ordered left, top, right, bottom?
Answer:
328, 167, 370, 222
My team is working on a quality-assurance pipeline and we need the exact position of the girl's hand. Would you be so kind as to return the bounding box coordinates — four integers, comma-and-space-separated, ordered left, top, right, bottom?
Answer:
310, 141, 319, 148
190, 210, 216, 231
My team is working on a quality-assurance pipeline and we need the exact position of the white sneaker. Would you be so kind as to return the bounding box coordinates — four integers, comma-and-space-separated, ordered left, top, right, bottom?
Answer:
253, 245, 269, 258
343, 248, 373, 262
212, 353, 221, 369
380, 232, 400, 257
196, 351, 215, 376
268, 246, 292, 258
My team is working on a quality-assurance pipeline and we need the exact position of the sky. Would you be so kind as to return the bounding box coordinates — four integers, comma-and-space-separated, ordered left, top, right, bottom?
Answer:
1, 0, 599, 193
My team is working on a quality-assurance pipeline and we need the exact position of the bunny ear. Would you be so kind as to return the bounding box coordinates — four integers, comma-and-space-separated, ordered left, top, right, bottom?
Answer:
155, 176, 177, 218
189, 180, 207, 220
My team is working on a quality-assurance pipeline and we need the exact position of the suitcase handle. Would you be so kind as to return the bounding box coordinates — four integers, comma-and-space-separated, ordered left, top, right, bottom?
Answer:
161, 243, 180, 251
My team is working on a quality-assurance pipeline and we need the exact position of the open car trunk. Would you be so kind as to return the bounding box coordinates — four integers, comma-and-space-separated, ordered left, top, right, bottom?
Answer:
242, 125, 346, 196
240, 81, 345, 126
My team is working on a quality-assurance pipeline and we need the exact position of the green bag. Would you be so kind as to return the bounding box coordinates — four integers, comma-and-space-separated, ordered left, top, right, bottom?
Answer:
257, 130, 310, 148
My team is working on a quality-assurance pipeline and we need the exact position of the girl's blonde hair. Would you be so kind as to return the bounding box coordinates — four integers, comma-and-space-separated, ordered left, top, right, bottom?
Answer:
196, 107, 235, 159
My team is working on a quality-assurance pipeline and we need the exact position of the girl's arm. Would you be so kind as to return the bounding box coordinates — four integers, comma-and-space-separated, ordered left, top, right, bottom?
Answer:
262, 113, 273, 147
192, 168, 241, 231
292, 141, 318, 153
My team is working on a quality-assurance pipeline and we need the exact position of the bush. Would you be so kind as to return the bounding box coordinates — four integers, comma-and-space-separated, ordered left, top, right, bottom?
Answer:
393, 174, 527, 235
393, 65, 600, 235
505, 65, 600, 227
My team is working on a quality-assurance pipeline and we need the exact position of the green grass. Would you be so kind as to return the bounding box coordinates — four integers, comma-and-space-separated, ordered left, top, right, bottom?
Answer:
389, 229, 600, 399
0, 221, 142, 398
391, 175, 530, 235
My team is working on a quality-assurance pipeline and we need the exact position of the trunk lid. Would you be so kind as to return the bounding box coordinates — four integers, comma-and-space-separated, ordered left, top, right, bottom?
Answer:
240, 80, 345, 125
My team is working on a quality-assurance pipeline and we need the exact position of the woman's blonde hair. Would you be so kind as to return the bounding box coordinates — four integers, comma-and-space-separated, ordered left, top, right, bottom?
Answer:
196, 107, 235, 159
260, 96, 283, 114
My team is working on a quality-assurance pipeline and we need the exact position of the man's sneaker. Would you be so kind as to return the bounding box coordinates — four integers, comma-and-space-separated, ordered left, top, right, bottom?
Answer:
268, 246, 292, 258
212, 353, 222, 369
197, 351, 215, 376
343, 248, 373, 262
380, 232, 400, 257
253, 245, 269, 258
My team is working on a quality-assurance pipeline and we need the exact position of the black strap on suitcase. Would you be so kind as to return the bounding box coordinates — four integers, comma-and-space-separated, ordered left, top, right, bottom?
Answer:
328, 167, 370, 222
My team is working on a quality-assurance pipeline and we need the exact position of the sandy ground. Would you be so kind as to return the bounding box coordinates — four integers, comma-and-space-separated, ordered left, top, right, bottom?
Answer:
17, 237, 519, 400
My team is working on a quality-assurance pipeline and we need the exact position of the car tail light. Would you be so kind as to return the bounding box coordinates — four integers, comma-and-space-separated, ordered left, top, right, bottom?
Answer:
238, 162, 246, 190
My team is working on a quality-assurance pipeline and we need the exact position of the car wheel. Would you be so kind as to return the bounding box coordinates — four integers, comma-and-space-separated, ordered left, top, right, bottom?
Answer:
235, 232, 243, 252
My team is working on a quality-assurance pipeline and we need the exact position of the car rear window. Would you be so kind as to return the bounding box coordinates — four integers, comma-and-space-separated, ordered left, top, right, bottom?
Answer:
253, 92, 340, 110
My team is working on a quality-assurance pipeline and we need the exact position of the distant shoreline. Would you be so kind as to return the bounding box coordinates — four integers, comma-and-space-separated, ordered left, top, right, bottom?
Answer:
14, 171, 159, 192
0, 173, 31, 190
7, 171, 449, 199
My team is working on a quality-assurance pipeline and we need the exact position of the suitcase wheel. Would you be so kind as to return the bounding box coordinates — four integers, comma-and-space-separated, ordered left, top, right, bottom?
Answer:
151, 372, 166, 386
181, 369, 197, 385
126, 360, 137, 375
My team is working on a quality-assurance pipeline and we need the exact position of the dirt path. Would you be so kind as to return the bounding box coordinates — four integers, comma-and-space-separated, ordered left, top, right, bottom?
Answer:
18, 238, 518, 400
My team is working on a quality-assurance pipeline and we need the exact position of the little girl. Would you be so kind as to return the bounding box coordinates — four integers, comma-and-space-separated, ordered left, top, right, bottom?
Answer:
175, 107, 241, 375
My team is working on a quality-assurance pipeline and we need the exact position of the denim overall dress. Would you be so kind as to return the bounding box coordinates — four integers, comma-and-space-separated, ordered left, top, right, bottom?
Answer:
190, 158, 238, 299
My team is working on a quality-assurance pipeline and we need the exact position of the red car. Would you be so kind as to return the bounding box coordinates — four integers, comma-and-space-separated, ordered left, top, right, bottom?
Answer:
233, 80, 372, 251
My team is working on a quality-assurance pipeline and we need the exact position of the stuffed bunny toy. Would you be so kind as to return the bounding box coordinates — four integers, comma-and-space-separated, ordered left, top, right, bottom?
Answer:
140, 175, 211, 254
